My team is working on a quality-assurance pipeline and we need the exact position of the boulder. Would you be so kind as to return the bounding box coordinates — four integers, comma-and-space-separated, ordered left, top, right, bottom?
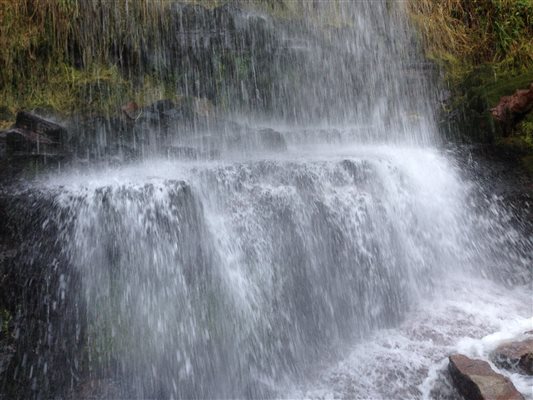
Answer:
121, 101, 141, 120
2, 111, 67, 157
491, 83, 533, 134
491, 338, 533, 375
448, 354, 524, 400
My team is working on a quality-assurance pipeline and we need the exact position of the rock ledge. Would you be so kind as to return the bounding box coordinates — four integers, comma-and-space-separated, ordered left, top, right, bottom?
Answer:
448, 354, 524, 400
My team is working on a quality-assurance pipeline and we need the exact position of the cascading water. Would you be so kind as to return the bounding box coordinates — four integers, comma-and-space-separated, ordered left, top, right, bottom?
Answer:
1, 1, 531, 399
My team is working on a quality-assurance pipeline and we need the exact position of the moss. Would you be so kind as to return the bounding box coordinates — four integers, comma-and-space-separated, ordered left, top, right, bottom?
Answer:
0, 0, 312, 119
408, 0, 533, 145
408, 0, 533, 87
483, 71, 533, 107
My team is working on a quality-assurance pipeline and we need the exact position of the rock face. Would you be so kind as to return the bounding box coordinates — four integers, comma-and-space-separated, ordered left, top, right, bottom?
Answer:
448, 354, 524, 400
0, 112, 69, 182
491, 83, 533, 133
0, 190, 85, 399
2, 111, 67, 157
256, 128, 287, 151
491, 338, 533, 375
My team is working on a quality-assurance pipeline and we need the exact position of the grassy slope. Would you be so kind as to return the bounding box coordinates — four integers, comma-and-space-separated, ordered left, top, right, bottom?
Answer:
407, 0, 533, 152
0, 0, 347, 129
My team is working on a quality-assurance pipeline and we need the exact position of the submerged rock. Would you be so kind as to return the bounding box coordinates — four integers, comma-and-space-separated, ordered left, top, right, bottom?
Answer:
491, 338, 533, 375
448, 354, 524, 400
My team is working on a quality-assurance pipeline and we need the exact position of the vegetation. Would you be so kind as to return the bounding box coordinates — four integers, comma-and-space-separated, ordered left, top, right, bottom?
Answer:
407, 0, 533, 156
0, 0, 343, 128
0, 0, 181, 124
407, 0, 533, 85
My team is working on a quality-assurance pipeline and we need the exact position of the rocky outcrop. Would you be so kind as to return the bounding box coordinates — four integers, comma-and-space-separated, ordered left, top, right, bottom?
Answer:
0, 190, 85, 399
448, 354, 524, 400
491, 338, 533, 375
491, 83, 533, 134
0, 112, 70, 183
0, 111, 67, 158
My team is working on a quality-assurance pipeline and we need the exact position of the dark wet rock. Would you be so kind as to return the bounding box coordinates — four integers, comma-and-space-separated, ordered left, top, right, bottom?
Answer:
0, 112, 70, 182
146, 99, 176, 114
491, 338, 533, 375
256, 128, 287, 151
225, 127, 287, 152
102, 143, 142, 163
0, 190, 86, 399
165, 145, 220, 160
66, 378, 125, 400
166, 145, 199, 159
0, 133, 6, 160
2, 112, 67, 157
448, 354, 524, 400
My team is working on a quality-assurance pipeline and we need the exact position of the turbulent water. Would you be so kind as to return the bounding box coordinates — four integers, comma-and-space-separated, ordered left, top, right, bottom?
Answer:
2, 1, 532, 399
22, 144, 529, 399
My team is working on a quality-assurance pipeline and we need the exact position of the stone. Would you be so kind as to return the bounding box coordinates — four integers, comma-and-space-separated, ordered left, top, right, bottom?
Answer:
448, 354, 524, 400
491, 83, 533, 133
491, 338, 533, 375
145, 99, 176, 114
121, 101, 141, 120
3, 111, 67, 156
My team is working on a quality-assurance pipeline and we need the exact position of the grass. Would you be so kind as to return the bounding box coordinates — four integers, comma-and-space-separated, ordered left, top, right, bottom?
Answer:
407, 0, 533, 86
0, 0, 183, 122
0, 0, 328, 124
407, 0, 533, 147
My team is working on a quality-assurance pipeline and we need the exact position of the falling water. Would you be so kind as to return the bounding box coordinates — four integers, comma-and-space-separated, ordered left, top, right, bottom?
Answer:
1, 1, 531, 399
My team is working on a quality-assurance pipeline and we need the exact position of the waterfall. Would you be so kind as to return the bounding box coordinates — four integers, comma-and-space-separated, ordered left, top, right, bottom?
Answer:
1, 1, 530, 399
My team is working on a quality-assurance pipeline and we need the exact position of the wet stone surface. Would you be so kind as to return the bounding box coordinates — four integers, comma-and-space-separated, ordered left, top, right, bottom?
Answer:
491, 337, 533, 375
448, 354, 525, 400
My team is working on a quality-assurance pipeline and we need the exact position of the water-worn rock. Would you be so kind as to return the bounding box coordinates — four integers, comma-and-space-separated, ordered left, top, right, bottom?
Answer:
448, 354, 524, 400
491, 338, 533, 375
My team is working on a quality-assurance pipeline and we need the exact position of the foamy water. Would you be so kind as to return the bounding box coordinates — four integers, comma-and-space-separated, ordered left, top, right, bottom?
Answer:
288, 276, 531, 400
25, 144, 530, 398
